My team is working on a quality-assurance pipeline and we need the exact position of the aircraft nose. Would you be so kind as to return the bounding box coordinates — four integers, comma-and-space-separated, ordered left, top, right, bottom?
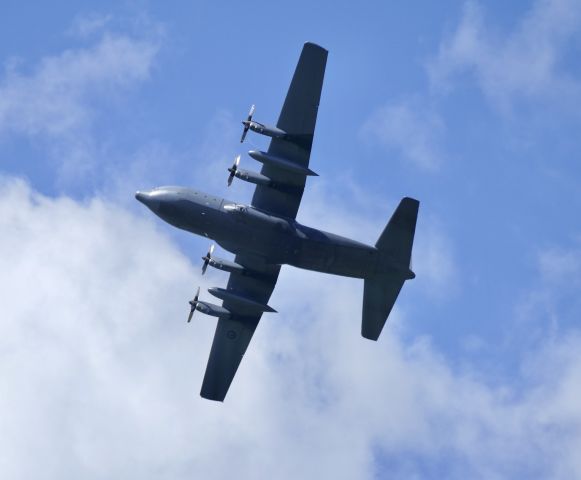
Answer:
135, 190, 147, 203
135, 190, 161, 213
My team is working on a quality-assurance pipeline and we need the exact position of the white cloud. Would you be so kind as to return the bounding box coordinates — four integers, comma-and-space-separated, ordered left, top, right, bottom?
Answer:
0, 25, 160, 181
360, 99, 444, 171
538, 244, 581, 285
429, 0, 581, 112
67, 13, 113, 38
361, 0, 581, 171
412, 219, 458, 300
1, 177, 581, 479
514, 242, 581, 343
0, 33, 158, 136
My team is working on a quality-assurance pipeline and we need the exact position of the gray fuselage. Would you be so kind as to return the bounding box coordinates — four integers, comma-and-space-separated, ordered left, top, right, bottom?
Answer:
136, 186, 390, 278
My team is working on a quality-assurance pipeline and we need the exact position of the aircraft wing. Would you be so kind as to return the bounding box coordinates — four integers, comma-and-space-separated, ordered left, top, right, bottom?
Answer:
201, 43, 326, 401
200, 254, 280, 401
251, 42, 328, 219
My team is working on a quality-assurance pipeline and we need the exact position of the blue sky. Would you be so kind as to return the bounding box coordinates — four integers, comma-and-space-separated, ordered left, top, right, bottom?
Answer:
2, 1, 581, 478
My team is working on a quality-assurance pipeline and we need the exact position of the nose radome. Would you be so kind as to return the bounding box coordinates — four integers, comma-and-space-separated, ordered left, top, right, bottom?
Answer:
135, 189, 162, 213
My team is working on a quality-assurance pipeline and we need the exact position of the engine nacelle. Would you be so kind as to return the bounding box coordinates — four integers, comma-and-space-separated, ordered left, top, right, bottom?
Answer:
233, 168, 303, 195
208, 287, 277, 313
248, 121, 287, 139
248, 150, 318, 176
234, 169, 272, 187
207, 256, 246, 275
196, 301, 231, 318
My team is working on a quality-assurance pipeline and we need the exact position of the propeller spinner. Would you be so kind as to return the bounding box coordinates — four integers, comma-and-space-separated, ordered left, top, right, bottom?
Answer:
227, 154, 241, 187
201, 244, 215, 275
240, 104, 255, 143
187, 286, 201, 322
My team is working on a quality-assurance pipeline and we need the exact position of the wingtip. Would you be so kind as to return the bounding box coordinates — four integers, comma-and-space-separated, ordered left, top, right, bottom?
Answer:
361, 331, 380, 342
200, 391, 225, 403
402, 196, 420, 206
304, 41, 328, 54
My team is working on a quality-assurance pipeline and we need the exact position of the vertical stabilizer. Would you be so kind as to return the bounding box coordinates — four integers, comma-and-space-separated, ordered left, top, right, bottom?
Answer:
375, 197, 419, 269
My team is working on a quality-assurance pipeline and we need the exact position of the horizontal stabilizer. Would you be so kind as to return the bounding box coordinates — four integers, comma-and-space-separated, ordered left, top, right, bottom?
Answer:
362, 275, 405, 340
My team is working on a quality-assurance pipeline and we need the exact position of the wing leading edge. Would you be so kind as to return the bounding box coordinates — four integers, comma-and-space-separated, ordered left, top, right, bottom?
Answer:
200, 255, 280, 401
201, 43, 327, 401
251, 42, 328, 219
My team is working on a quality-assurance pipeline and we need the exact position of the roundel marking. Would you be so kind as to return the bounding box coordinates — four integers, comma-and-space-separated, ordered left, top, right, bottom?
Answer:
226, 330, 237, 340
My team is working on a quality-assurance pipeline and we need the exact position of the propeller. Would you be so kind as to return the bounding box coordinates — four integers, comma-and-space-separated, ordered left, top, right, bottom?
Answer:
240, 104, 255, 143
187, 286, 200, 322
227, 154, 241, 187
201, 244, 215, 275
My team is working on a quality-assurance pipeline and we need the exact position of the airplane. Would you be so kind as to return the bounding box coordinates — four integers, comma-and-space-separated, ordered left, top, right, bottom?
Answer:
135, 42, 419, 402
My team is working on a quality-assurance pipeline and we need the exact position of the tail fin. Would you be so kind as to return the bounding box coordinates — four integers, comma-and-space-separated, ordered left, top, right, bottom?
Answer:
362, 197, 419, 340
375, 197, 419, 270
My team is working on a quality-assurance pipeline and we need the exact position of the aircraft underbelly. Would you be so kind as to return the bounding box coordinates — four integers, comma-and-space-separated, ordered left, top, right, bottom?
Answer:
293, 239, 377, 278
213, 216, 295, 264
133, 42, 419, 402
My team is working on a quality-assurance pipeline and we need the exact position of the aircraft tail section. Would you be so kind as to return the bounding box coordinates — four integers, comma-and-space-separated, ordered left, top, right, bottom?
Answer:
361, 197, 419, 340
375, 197, 419, 270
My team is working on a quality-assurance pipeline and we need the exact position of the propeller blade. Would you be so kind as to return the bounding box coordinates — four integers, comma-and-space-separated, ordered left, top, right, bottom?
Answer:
240, 105, 255, 143
240, 126, 249, 143
227, 155, 241, 186
187, 287, 200, 322
201, 244, 215, 275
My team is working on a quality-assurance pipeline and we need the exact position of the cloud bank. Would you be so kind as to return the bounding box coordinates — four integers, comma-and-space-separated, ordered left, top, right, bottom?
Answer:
0, 23, 160, 182
360, 99, 445, 171
1, 177, 580, 479
362, 0, 581, 170
428, 0, 581, 112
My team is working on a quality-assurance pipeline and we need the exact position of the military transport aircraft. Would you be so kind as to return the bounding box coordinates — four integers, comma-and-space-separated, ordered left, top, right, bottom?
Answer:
135, 42, 419, 402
